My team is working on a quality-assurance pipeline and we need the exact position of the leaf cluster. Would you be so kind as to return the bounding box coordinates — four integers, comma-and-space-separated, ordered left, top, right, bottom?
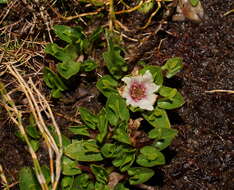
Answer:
19, 26, 184, 190
43, 25, 102, 98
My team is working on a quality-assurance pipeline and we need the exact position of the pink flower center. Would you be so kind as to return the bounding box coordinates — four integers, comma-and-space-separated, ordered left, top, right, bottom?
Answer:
130, 82, 146, 102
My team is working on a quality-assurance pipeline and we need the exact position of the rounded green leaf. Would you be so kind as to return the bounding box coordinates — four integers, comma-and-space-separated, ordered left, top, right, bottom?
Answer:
136, 146, 165, 167
127, 167, 154, 185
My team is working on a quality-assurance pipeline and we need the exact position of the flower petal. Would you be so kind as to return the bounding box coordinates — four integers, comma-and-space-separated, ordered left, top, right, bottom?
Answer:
142, 70, 154, 83
122, 76, 132, 85
145, 83, 160, 93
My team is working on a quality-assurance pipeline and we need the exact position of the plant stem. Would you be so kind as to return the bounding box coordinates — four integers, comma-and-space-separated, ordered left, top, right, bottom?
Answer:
109, 0, 115, 31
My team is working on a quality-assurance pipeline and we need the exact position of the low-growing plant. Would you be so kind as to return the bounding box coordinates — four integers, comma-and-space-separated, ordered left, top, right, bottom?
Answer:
44, 25, 102, 98
19, 25, 184, 190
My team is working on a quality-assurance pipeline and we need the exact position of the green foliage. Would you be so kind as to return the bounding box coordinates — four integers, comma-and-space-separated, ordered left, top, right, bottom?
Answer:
43, 67, 68, 98
96, 108, 108, 143
114, 183, 129, 190
103, 31, 128, 79
140, 65, 164, 85
90, 164, 108, 184
112, 123, 131, 145
64, 140, 103, 162
53, 25, 85, 44
96, 75, 118, 98
143, 107, 171, 128
161, 57, 183, 78
105, 94, 129, 126
138, 0, 155, 14
69, 125, 90, 137
189, 0, 199, 7
127, 167, 154, 185
149, 127, 178, 150
61, 176, 74, 190
62, 156, 82, 176
0, 0, 7, 4
136, 146, 165, 167
19, 167, 40, 190
44, 25, 101, 97
158, 86, 185, 110
79, 107, 98, 130
41, 26, 185, 189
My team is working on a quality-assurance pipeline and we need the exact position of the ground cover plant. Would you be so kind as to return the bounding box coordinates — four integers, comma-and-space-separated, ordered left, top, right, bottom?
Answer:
0, 0, 233, 190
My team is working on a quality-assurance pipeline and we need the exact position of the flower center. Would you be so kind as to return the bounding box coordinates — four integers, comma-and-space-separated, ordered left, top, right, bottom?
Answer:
130, 82, 146, 102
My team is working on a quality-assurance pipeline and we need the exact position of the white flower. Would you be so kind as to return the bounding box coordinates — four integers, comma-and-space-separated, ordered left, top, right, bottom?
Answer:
120, 70, 159, 111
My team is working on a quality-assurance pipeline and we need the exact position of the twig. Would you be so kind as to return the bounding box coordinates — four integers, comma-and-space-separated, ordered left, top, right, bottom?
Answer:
0, 165, 10, 190
205, 89, 234, 94
49, 5, 102, 21
140, 1, 161, 29
115, 0, 144, 14
223, 9, 234, 16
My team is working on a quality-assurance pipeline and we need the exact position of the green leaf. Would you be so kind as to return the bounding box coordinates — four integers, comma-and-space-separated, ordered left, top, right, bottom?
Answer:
83, 27, 104, 53
140, 65, 163, 85
127, 167, 154, 185
136, 146, 165, 167
143, 107, 170, 128
138, 0, 155, 14
79, 107, 98, 130
149, 128, 177, 150
53, 25, 85, 44
81, 59, 97, 72
96, 108, 108, 143
91, 164, 108, 184
159, 86, 177, 99
189, 0, 199, 7
64, 140, 103, 162
43, 67, 67, 98
41, 165, 51, 184
26, 124, 40, 139
96, 75, 118, 97
45, 43, 78, 62
105, 94, 129, 126
62, 156, 82, 176
72, 174, 95, 190
161, 57, 183, 78
103, 31, 127, 79
101, 143, 119, 158
112, 151, 136, 172
157, 91, 185, 110
114, 183, 130, 190
61, 176, 74, 190
57, 60, 81, 79
30, 139, 40, 152
95, 183, 110, 190
47, 125, 70, 147
0, 0, 8, 4
112, 123, 131, 145
68, 125, 90, 137
19, 167, 40, 190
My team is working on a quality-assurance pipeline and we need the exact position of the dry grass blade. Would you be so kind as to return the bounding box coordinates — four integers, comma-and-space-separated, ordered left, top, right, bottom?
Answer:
0, 83, 49, 190
0, 164, 10, 190
205, 89, 234, 94
1, 63, 63, 190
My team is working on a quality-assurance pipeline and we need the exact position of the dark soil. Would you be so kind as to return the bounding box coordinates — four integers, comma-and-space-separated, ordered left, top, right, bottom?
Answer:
0, 0, 233, 189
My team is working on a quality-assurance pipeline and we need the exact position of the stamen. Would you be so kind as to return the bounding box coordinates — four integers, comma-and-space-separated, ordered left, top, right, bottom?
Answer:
130, 82, 146, 102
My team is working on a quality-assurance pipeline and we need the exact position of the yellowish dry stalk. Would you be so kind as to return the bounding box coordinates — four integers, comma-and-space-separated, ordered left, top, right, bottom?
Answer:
140, 1, 161, 29
0, 164, 10, 190
0, 86, 49, 190
205, 89, 234, 94
4, 63, 63, 190
115, 0, 144, 14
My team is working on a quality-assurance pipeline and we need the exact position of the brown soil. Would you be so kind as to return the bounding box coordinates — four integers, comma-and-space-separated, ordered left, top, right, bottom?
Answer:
0, 0, 233, 190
